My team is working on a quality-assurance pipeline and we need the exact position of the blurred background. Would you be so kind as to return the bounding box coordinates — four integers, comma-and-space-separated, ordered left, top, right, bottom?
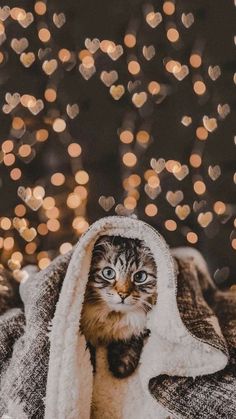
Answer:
0, 0, 235, 287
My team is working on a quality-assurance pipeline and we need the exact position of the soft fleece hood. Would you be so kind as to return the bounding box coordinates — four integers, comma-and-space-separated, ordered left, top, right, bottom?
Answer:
44, 216, 227, 419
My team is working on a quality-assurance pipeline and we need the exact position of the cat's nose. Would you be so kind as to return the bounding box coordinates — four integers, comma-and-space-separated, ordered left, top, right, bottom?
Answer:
118, 292, 129, 302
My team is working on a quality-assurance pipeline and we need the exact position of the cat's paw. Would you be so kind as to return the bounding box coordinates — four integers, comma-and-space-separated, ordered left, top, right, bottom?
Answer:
107, 337, 144, 379
108, 349, 138, 378
86, 341, 96, 373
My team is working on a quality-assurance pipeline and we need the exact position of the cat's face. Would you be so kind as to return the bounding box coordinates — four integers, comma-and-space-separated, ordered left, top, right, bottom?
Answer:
87, 235, 157, 313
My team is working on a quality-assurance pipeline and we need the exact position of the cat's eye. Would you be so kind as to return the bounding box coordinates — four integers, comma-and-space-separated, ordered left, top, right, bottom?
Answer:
101, 267, 116, 281
133, 270, 148, 284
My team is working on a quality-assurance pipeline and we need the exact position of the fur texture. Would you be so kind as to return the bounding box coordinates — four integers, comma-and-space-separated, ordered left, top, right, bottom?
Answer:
80, 235, 157, 379
80, 235, 157, 345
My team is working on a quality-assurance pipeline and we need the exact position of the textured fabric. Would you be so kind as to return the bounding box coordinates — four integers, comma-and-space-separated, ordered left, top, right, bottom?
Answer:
0, 309, 25, 371
149, 265, 236, 419
174, 258, 228, 355
0, 251, 72, 419
0, 216, 234, 419
0, 266, 22, 315
44, 217, 227, 419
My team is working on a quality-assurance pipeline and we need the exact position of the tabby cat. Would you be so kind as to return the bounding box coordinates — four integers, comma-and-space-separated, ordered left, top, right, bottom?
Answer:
80, 235, 157, 378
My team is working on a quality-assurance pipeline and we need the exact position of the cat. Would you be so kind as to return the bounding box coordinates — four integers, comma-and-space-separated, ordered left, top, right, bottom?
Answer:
80, 235, 157, 378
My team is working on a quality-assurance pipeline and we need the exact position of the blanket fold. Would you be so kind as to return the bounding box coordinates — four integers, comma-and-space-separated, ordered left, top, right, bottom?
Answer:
0, 216, 235, 419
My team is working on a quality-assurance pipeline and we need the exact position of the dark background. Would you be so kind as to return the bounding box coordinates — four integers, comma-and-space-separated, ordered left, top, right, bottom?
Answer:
0, 0, 235, 286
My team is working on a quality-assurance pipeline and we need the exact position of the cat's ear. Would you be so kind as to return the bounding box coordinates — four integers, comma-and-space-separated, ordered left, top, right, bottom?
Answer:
92, 235, 114, 257
94, 235, 111, 248
95, 235, 111, 243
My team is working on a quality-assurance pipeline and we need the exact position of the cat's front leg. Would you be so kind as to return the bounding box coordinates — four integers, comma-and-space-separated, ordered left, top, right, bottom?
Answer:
107, 330, 150, 379
86, 341, 96, 373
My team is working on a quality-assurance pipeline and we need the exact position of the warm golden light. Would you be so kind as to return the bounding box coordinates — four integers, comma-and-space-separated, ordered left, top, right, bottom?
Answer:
190, 54, 202, 68
187, 232, 198, 244
124, 34, 136, 48
21, 95, 35, 108
128, 174, 141, 188
213, 201, 226, 215
60, 242, 73, 254
193, 80, 206, 95
58, 49, 71, 62
82, 55, 94, 69
165, 219, 177, 231
12, 117, 24, 130
67, 193, 82, 209
68, 143, 82, 157
38, 257, 51, 270
19, 144, 31, 157
38, 28, 51, 43
128, 61, 140, 75
148, 175, 160, 188
122, 152, 137, 167
165, 60, 181, 73
34, 1, 47, 15
75, 170, 89, 185
148, 81, 161, 95
44, 88, 57, 102
47, 219, 60, 232
120, 130, 134, 144
136, 130, 150, 144
189, 154, 202, 168
74, 185, 88, 200
11, 251, 23, 263
4, 153, 15, 166
145, 204, 158, 217
15, 204, 26, 217
10, 168, 22, 181
25, 242, 37, 254
43, 197, 55, 210
72, 217, 89, 234
166, 160, 181, 173
167, 28, 179, 42
124, 196, 137, 210
144, 169, 156, 181
4, 237, 14, 250
79, 49, 92, 61
100, 40, 115, 53
2, 140, 14, 153
53, 118, 66, 133
36, 129, 49, 142
10, 7, 26, 20
194, 180, 206, 195
46, 207, 59, 219
33, 186, 45, 199
1, 217, 11, 230
37, 223, 48, 236
51, 173, 65, 186
0, 23, 5, 36
163, 1, 175, 15
196, 126, 208, 140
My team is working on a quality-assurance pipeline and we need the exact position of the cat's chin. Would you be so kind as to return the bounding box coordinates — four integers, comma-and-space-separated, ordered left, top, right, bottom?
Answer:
108, 302, 138, 313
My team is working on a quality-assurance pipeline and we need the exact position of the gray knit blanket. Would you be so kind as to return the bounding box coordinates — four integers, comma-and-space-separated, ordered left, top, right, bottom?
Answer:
0, 216, 235, 419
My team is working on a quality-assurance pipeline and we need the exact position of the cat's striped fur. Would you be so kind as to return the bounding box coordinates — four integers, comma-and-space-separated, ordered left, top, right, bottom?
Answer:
80, 235, 157, 378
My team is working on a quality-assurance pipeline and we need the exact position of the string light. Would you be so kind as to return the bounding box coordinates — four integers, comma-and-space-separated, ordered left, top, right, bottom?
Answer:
145, 204, 158, 217
165, 220, 177, 231
0, 1, 233, 280
122, 152, 137, 167
193, 80, 206, 95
